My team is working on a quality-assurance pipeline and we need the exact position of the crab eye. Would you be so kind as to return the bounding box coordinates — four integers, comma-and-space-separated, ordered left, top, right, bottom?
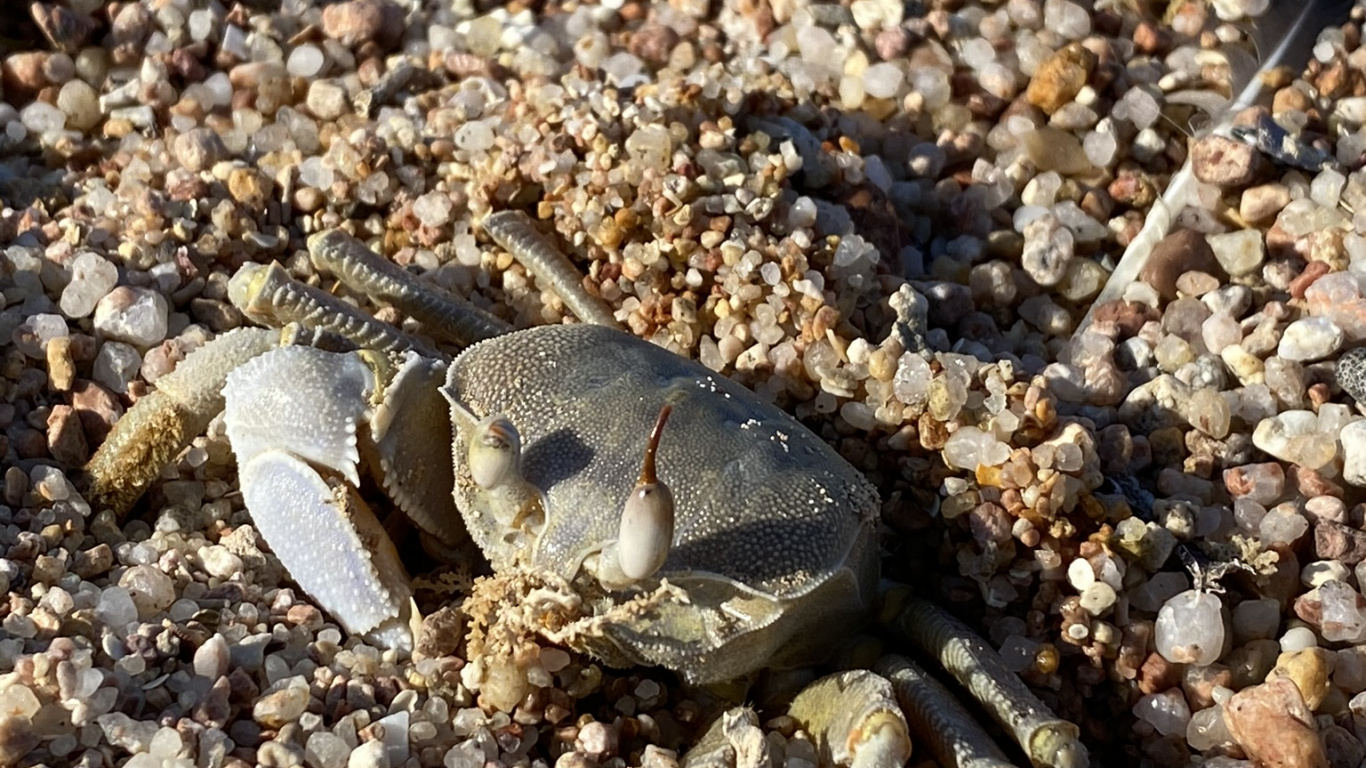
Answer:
617, 405, 675, 581
469, 414, 521, 490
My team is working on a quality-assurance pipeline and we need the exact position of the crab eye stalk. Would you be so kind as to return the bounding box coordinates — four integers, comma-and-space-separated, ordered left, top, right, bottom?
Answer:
617, 405, 675, 581
469, 414, 521, 490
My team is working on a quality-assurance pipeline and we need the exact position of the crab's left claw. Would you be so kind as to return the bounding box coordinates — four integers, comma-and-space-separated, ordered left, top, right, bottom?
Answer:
224, 345, 417, 650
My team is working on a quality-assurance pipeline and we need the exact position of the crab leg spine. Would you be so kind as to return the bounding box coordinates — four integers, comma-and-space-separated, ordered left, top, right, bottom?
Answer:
482, 210, 621, 329
307, 229, 512, 347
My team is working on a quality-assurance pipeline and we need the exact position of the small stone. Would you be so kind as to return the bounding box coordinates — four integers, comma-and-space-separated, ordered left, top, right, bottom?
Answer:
1022, 127, 1093, 175
1268, 648, 1334, 710
1021, 214, 1073, 287
1279, 317, 1344, 362
1132, 689, 1191, 737
1192, 134, 1258, 188
253, 684, 310, 729
118, 565, 176, 619
1223, 678, 1326, 768
227, 168, 273, 208
1026, 42, 1095, 114
93, 287, 169, 348
173, 128, 228, 173
195, 634, 231, 679
56, 79, 101, 131
307, 732, 351, 768
1207, 229, 1265, 277
347, 738, 389, 768
46, 404, 88, 464
94, 586, 138, 629
1142, 229, 1221, 300
1241, 183, 1292, 223
1156, 589, 1225, 666
321, 0, 403, 50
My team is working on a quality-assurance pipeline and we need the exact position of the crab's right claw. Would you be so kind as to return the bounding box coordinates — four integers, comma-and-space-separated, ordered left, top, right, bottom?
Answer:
224, 346, 415, 650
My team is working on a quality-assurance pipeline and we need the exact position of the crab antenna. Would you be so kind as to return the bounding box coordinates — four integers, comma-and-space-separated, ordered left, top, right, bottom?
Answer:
617, 404, 675, 581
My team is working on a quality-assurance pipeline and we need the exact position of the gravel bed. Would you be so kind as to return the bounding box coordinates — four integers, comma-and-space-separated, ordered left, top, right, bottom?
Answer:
5, 0, 1366, 767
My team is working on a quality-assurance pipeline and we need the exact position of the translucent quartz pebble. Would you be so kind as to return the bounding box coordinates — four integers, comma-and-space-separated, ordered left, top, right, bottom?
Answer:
61, 252, 118, 319
1186, 705, 1232, 751
1252, 411, 1337, 470
1156, 589, 1225, 665
1132, 689, 1191, 737
223, 347, 374, 486
1318, 580, 1366, 643
941, 426, 1010, 470
1278, 317, 1345, 362
239, 451, 406, 637
1342, 420, 1366, 487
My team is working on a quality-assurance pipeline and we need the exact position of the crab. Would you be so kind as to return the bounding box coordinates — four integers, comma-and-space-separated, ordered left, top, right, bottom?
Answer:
84, 212, 1086, 768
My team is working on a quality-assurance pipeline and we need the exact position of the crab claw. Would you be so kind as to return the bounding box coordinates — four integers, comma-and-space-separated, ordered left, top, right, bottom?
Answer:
239, 451, 415, 649
224, 346, 416, 650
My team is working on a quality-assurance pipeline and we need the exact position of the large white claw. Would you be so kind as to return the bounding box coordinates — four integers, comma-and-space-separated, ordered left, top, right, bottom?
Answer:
240, 450, 414, 648
224, 346, 373, 486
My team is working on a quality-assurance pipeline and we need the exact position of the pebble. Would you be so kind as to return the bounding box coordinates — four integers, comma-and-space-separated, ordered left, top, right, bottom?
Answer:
1141, 229, 1221, 300
1192, 134, 1258, 188
93, 287, 169, 348
253, 683, 311, 729
119, 564, 176, 618
1155, 589, 1225, 666
1222, 677, 1326, 768
1026, 42, 1095, 114
1268, 647, 1333, 710
321, 0, 403, 49
195, 634, 231, 679
1279, 317, 1344, 362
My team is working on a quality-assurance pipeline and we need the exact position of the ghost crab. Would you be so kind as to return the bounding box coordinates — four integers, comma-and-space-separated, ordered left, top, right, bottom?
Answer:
89, 211, 882, 691
85, 212, 1087, 768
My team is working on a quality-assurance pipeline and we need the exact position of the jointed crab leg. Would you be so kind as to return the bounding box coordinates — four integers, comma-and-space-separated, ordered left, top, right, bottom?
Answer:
481, 211, 621, 328
307, 229, 512, 347
873, 655, 1018, 768
880, 587, 1089, 768
787, 669, 914, 768
85, 327, 278, 515
230, 261, 440, 358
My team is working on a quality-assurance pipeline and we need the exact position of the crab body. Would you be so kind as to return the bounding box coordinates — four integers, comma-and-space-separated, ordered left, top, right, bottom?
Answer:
446, 324, 881, 681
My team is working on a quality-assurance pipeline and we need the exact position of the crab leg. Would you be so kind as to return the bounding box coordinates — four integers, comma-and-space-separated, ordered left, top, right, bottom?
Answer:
307, 229, 512, 347
879, 586, 1088, 768
873, 655, 1018, 768
481, 211, 621, 328
787, 669, 913, 768
229, 260, 441, 358
84, 327, 278, 515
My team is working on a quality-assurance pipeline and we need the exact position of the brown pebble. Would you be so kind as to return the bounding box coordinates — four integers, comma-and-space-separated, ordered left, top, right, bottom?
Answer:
1140, 229, 1222, 301
70, 380, 123, 445
72, 543, 113, 579
628, 24, 680, 65
321, 0, 404, 50
45, 336, 74, 392
1289, 260, 1331, 300
1223, 677, 1327, 768
1137, 652, 1182, 695
46, 406, 88, 464
227, 168, 274, 208
1314, 521, 1366, 564
1026, 42, 1095, 114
